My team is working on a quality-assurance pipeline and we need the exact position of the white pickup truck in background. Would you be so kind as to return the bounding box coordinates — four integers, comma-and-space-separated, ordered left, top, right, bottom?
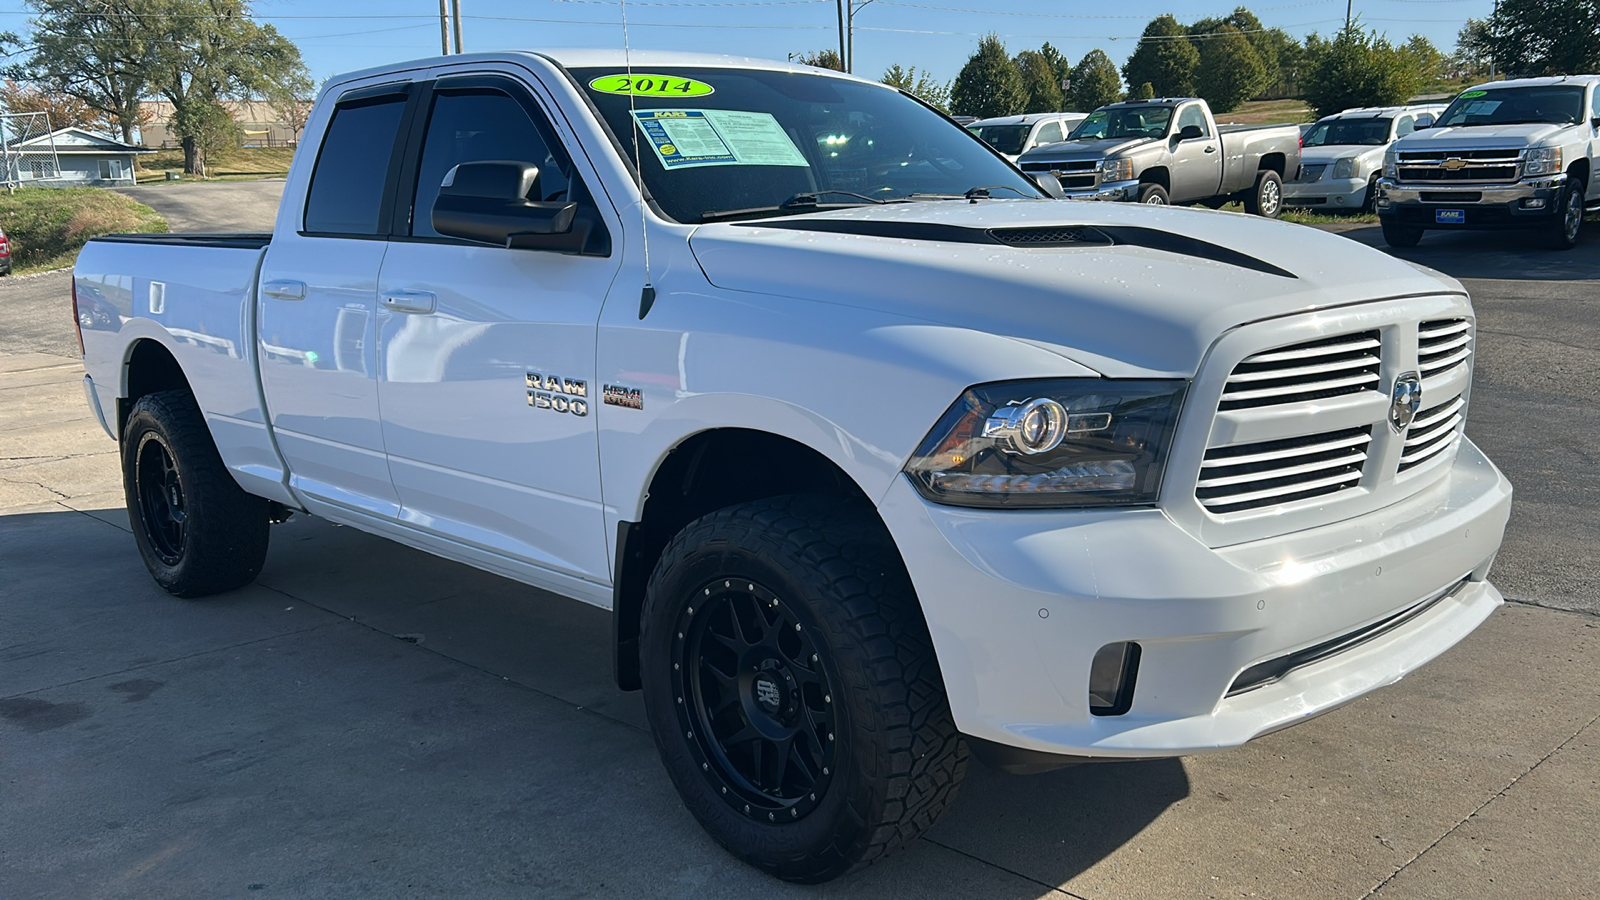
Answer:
1378, 75, 1600, 249
73, 50, 1512, 883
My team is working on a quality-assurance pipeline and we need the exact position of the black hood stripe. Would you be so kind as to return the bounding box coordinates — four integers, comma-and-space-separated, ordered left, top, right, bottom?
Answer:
741, 218, 1297, 279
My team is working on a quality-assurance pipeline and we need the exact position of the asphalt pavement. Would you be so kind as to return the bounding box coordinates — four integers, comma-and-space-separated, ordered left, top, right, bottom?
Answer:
1, 187, 1597, 898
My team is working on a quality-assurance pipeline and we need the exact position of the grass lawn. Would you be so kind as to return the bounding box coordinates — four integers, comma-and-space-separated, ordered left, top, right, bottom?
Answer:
1224, 99, 1315, 125
136, 146, 297, 183
0, 187, 167, 273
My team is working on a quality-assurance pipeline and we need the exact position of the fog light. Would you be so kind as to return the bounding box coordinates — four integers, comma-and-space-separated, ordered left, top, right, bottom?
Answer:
1333, 195, 1345, 205
1088, 641, 1141, 716
1522, 198, 1546, 209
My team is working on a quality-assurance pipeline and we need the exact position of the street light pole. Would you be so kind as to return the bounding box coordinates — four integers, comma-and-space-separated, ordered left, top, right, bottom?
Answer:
836, 0, 847, 72
439, 0, 451, 54
451, 0, 464, 53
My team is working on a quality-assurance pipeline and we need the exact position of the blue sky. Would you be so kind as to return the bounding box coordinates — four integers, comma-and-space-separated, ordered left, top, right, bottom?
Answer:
0, 0, 1495, 89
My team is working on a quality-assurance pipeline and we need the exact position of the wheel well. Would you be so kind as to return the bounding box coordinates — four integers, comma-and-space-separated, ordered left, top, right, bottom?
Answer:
1258, 153, 1286, 176
1139, 167, 1170, 191
120, 340, 191, 438
612, 429, 875, 690
1568, 158, 1589, 192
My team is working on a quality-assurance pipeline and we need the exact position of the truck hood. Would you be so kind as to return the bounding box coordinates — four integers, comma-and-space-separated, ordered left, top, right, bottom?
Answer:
1019, 136, 1155, 163
1396, 122, 1576, 149
687, 201, 1456, 377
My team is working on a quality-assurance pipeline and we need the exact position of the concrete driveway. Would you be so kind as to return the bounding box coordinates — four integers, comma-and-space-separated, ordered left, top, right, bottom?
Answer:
117, 180, 285, 233
2, 205, 1597, 898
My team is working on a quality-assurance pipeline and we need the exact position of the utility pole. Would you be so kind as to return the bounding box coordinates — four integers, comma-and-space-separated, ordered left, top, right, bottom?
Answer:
451, 0, 464, 54
845, 0, 877, 74
439, 0, 451, 54
1344, 0, 1352, 30
835, 0, 847, 73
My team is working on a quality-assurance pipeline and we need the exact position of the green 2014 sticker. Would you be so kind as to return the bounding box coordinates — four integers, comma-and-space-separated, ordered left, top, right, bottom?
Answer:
589, 74, 714, 97
1460, 89, 1488, 98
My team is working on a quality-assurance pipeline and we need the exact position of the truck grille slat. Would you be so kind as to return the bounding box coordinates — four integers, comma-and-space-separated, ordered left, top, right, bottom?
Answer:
1197, 426, 1372, 514
1218, 331, 1383, 411
1398, 393, 1465, 471
1408, 395, 1464, 434
1418, 318, 1472, 379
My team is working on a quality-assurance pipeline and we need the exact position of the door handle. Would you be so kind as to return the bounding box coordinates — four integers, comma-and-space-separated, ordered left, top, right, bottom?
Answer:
261, 279, 306, 301
1204, 145, 1217, 153
381, 290, 437, 314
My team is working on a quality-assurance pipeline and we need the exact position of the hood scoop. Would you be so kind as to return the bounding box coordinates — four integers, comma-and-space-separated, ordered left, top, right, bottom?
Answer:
744, 218, 1296, 279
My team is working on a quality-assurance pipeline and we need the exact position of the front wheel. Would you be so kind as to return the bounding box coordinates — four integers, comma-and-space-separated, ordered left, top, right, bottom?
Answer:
640, 496, 967, 883
1381, 218, 1424, 248
1137, 183, 1169, 205
1244, 169, 1283, 217
1544, 180, 1584, 250
122, 390, 270, 597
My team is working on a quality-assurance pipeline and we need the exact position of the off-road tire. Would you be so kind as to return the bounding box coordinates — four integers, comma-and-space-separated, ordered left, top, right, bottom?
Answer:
1137, 183, 1169, 205
122, 390, 269, 597
1244, 169, 1283, 217
1381, 218, 1424, 248
1544, 179, 1584, 250
640, 495, 967, 883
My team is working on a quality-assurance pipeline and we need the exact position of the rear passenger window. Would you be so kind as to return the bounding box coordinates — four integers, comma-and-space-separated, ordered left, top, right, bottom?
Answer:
410, 90, 572, 239
1034, 121, 1063, 145
304, 96, 407, 235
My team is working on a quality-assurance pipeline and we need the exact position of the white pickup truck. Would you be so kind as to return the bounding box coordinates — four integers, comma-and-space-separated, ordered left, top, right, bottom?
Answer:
73, 50, 1512, 883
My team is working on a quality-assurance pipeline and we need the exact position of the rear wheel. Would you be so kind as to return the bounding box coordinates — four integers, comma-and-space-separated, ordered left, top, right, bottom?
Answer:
1244, 169, 1283, 217
640, 496, 966, 883
122, 390, 269, 597
1381, 218, 1424, 248
1544, 180, 1584, 250
1137, 183, 1169, 205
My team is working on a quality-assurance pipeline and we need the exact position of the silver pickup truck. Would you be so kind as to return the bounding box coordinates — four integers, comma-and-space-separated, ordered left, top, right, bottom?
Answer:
1018, 98, 1301, 216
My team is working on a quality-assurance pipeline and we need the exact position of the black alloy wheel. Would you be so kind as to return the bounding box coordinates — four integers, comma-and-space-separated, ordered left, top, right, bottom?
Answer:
674, 578, 836, 823
135, 433, 188, 566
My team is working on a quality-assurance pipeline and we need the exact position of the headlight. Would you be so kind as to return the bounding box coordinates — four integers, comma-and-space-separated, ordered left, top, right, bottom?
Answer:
1383, 150, 1398, 179
1100, 158, 1135, 182
1332, 157, 1359, 179
903, 379, 1186, 508
1524, 146, 1562, 177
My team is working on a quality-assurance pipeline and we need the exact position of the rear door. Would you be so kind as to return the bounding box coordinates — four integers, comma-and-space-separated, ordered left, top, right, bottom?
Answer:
257, 84, 412, 517
373, 72, 622, 585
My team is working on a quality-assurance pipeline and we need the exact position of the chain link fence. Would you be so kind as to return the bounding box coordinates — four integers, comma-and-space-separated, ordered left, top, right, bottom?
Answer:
0, 112, 63, 190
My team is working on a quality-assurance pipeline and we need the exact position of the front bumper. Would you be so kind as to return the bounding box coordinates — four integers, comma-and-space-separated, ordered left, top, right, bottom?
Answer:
879, 437, 1512, 760
1061, 179, 1140, 202
1377, 175, 1567, 228
1284, 175, 1369, 208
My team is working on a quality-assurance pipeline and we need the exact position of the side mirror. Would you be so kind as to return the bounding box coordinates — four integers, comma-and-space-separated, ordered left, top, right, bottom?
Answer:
1592, 116, 1600, 129
1175, 124, 1204, 141
1030, 171, 1066, 198
431, 160, 587, 251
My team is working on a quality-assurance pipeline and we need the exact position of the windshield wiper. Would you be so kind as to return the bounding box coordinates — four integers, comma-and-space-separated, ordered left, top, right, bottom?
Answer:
700, 190, 897, 223
963, 185, 1035, 200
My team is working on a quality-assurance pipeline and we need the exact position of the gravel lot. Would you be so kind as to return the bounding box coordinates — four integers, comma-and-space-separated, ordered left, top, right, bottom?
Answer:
1, 187, 1596, 898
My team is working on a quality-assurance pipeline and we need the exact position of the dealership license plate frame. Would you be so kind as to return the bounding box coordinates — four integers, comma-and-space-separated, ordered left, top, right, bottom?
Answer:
1434, 209, 1466, 225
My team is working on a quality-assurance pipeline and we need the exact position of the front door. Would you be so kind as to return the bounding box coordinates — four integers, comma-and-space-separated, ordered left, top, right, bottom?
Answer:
1167, 102, 1219, 203
258, 85, 411, 517
374, 74, 622, 585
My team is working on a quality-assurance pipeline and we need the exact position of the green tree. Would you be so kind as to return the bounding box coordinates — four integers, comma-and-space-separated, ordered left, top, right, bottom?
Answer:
10, 0, 157, 145
1037, 41, 1072, 90
1485, 0, 1600, 75
1122, 15, 1200, 98
1401, 35, 1447, 89
795, 49, 843, 71
1260, 28, 1305, 98
173, 95, 238, 176
145, 0, 306, 174
882, 64, 951, 113
1014, 49, 1064, 112
1067, 49, 1122, 111
264, 69, 317, 144
1300, 23, 1424, 118
951, 34, 1026, 119
0, 79, 99, 131
1133, 81, 1156, 100
1453, 18, 1495, 77
1195, 24, 1266, 113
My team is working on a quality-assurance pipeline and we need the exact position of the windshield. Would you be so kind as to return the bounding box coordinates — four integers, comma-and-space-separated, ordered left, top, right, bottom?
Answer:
1435, 86, 1585, 127
1302, 118, 1392, 147
1069, 106, 1173, 141
967, 123, 1030, 155
573, 67, 1040, 223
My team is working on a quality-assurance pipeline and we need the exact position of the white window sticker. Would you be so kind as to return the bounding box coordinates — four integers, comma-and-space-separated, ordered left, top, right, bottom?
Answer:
1459, 100, 1502, 116
633, 109, 808, 169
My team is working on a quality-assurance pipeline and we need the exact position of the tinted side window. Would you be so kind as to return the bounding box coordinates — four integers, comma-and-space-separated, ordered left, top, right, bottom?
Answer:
304, 97, 407, 235
1394, 116, 1415, 137
1176, 104, 1210, 137
1593, 88, 1600, 118
1034, 120, 1063, 145
411, 90, 571, 239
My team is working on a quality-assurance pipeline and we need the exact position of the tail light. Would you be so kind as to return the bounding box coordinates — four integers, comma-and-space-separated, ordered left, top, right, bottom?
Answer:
0, 234, 10, 257
71, 279, 85, 356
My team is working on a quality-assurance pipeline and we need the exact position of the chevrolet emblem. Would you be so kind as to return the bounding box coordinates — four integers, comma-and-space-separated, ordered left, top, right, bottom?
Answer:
1439, 158, 1468, 171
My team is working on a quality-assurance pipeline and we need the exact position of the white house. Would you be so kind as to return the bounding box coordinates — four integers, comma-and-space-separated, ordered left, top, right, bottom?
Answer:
4, 128, 153, 186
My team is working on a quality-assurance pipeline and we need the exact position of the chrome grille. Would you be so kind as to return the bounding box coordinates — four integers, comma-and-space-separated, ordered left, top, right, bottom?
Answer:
1399, 394, 1463, 471
1197, 427, 1372, 514
1022, 160, 1098, 190
1218, 331, 1382, 411
1418, 318, 1471, 379
1396, 149, 1521, 184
